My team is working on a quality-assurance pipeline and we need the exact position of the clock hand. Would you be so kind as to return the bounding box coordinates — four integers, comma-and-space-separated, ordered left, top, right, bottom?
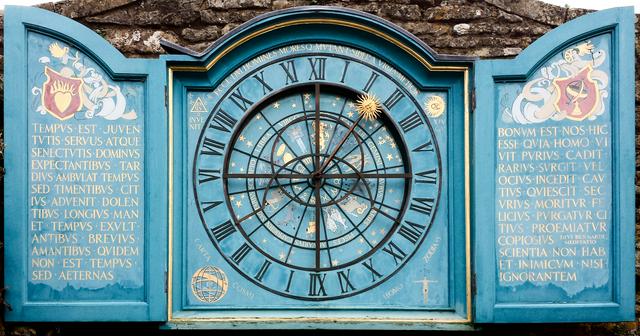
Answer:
316, 93, 381, 175
223, 173, 312, 179
322, 173, 412, 179
314, 172, 321, 272
314, 83, 321, 173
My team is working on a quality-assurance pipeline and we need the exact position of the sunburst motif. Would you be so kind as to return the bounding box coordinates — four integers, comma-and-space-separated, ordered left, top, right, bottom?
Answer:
355, 93, 381, 121
425, 95, 445, 118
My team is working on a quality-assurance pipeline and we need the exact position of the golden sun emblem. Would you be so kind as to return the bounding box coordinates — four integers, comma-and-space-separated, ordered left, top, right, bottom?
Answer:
355, 93, 382, 121
425, 95, 445, 118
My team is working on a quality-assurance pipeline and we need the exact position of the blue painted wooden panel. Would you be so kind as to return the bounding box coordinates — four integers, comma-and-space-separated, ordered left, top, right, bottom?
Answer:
474, 7, 635, 322
4, 6, 167, 321
165, 7, 471, 327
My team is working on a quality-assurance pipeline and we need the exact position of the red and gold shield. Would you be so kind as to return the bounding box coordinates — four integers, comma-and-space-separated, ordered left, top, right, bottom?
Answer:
552, 66, 600, 121
41, 66, 83, 120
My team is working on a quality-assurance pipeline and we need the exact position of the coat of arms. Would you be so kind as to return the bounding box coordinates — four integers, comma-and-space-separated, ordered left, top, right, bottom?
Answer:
41, 67, 84, 120
552, 66, 600, 121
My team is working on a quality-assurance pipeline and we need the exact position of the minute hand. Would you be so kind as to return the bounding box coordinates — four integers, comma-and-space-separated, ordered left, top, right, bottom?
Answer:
317, 114, 364, 174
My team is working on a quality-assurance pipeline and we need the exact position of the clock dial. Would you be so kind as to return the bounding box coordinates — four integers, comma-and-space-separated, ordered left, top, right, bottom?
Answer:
193, 48, 442, 301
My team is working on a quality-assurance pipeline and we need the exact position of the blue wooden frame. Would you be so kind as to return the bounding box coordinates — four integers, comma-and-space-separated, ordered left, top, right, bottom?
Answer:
474, 7, 636, 323
3, 6, 167, 321
163, 7, 472, 328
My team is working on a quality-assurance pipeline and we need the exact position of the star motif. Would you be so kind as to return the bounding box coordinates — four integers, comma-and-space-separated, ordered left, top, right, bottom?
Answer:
279, 252, 286, 261
347, 111, 354, 118
391, 143, 397, 148
359, 237, 365, 243
256, 115, 261, 119
380, 228, 386, 234
230, 196, 235, 201
291, 103, 297, 108
371, 231, 376, 236
332, 259, 339, 266
348, 102, 355, 108
304, 93, 311, 100
357, 249, 363, 254
387, 154, 393, 161
332, 102, 337, 107
240, 167, 244, 172
231, 162, 236, 167
246, 141, 253, 147
239, 135, 246, 142
262, 238, 267, 243
240, 194, 245, 199
235, 201, 242, 208
273, 102, 280, 109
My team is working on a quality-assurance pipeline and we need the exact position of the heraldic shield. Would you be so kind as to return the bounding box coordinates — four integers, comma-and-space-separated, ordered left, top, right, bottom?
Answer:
552, 66, 600, 121
41, 66, 83, 120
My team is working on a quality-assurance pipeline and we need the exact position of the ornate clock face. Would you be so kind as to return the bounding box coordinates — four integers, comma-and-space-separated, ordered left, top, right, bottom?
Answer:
193, 45, 441, 301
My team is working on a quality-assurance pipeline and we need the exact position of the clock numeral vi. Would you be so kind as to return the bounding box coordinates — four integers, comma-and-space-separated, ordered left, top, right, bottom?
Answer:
415, 169, 437, 184
198, 168, 220, 184
308, 273, 328, 297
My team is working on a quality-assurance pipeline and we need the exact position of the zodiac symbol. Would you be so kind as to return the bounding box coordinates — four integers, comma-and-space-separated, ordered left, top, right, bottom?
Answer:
266, 190, 285, 210
340, 196, 368, 216
289, 126, 307, 152
311, 122, 330, 151
275, 143, 294, 164
324, 208, 348, 233
306, 221, 316, 235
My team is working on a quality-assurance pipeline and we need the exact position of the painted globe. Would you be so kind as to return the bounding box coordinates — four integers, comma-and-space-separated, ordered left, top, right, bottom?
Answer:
191, 266, 228, 303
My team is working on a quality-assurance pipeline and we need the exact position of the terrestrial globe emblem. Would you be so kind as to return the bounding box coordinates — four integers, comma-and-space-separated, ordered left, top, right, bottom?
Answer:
191, 266, 229, 303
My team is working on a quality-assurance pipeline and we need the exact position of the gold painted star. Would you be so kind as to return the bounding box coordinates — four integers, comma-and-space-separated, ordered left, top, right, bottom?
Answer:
239, 135, 246, 141
273, 102, 280, 109
256, 115, 261, 119
235, 201, 242, 208
304, 93, 311, 100
387, 154, 393, 161
359, 237, 365, 243
279, 252, 286, 261
230, 196, 235, 201
391, 142, 397, 148
246, 141, 253, 147
380, 228, 386, 234
332, 259, 339, 266
348, 102, 355, 108
347, 111, 354, 118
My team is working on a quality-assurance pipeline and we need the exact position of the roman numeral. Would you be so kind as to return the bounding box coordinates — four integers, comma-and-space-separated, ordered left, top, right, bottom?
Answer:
398, 111, 423, 133
279, 60, 299, 85
198, 168, 220, 184
307, 57, 326, 80
337, 269, 355, 294
382, 241, 407, 265
200, 137, 225, 156
410, 197, 435, 216
229, 87, 253, 110
231, 243, 252, 265
209, 109, 238, 133
413, 140, 434, 152
362, 258, 383, 283
383, 88, 405, 109
252, 70, 273, 95
398, 221, 426, 244
211, 220, 235, 241
362, 72, 379, 92
308, 273, 327, 296
285, 270, 295, 293
415, 169, 437, 184
201, 200, 223, 213
340, 61, 351, 83
254, 260, 272, 282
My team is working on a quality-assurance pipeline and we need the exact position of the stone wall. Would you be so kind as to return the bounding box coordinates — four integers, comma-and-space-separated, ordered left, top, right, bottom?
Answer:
0, 0, 638, 335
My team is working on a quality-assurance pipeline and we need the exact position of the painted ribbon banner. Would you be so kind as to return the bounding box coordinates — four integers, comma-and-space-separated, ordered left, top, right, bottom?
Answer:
494, 35, 611, 302
26, 33, 145, 300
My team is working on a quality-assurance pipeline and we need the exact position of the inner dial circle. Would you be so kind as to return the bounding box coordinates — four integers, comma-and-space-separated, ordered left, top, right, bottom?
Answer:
224, 85, 410, 272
